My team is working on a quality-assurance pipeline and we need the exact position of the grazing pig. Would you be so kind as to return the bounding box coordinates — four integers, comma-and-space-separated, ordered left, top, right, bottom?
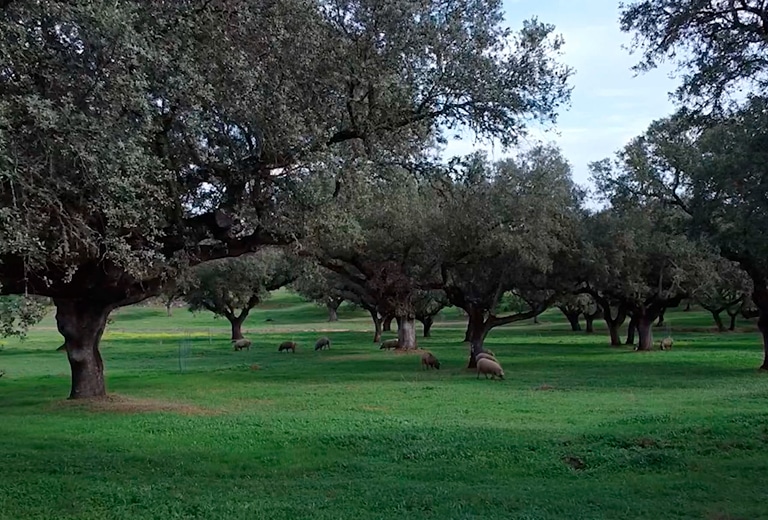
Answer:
475, 352, 498, 363
314, 337, 331, 351
421, 351, 440, 370
232, 338, 252, 351
278, 341, 297, 352
659, 337, 673, 350
477, 358, 505, 380
379, 339, 399, 350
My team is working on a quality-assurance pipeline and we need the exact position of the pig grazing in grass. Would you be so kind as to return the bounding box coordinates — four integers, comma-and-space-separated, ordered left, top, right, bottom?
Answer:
379, 339, 399, 350
232, 339, 252, 351
421, 351, 440, 370
477, 358, 504, 380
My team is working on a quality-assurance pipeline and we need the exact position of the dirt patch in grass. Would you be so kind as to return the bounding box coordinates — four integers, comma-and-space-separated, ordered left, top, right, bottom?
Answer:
358, 404, 390, 412
55, 394, 218, 416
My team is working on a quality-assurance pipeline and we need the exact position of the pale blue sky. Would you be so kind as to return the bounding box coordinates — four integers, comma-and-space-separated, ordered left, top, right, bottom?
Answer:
443, 0, 679, 190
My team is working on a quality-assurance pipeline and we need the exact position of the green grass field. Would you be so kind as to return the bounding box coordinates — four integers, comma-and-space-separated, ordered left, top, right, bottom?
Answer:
2, 292, 768, 519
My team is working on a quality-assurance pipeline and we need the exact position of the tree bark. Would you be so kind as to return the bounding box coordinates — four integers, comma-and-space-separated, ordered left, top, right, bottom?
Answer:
625, 316, 637, 345
635, 315, 655, 352
533, 315, 540, 324
420, 316, 434, 338
369, 308, 382, 343
712, 310, 726, 332
326, 303, 339, 322
397, 317, 417, 350
559, 308, 581, 331
684, 301, 691, 312
655, 309, 666, 327
585, 314, 595, 333
465, 307, 488, 368
54, 298, 112, 399
753, 286, 768, 370
165, 301, 173, 317
602, 305, 626, 346
229, 315, 246, 341
728, 311, 738, 331
382, 314, 394, 332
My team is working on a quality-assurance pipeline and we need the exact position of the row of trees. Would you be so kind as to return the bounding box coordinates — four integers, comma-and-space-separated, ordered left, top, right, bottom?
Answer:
2, 0, 767, 398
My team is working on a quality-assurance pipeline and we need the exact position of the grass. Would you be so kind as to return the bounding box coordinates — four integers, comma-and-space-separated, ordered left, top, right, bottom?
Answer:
1, 291, 768, 519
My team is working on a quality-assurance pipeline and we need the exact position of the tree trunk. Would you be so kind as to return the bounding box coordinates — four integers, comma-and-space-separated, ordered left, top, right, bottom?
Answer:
533, 315, 540, 324
712, 311, 726, 332
421, 316, 434, 338
625, 316, 637, 345
728, 312, 737, 331
165, 301, 173, 317
54, 298, 112, 399
603, 305, 626, 346
382, 314, 394, 332
635, 316, 654, 352
684, 301, 691, 312
754, 286, 768, 370
561, 310, 581, 332
397, 317, 417, 350
327, 303, 339, 322
585, 314, 595, 333
465, 307, 488, 368
229, 315, 246, 341
463, 311, 477, 343
655, 309, 666, 327
369, 309, 382, 343
607, 322, 622, 346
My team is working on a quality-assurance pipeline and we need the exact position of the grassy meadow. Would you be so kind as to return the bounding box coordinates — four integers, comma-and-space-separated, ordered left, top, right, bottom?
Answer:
1, 291, 768, 519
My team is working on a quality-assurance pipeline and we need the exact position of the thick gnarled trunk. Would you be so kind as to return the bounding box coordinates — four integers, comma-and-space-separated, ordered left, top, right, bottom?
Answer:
603, 305, 626, 347
229, 315, 246, 341
754, 286, 768, 370
465, 308, 488, 368
635, 315, 655, 352
712, 310, 726, 332
397, 316, 417, 350
625, 316, 637, 345
382, 314, 394, 332
55, 298, 112, 399
369, 309, 382, 343
420, 316, 434, 338
560, 308, 581, 332
327, 303, 339, 322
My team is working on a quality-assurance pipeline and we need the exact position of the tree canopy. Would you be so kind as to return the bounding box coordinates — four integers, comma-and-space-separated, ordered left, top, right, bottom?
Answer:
621, 0, 768, 108
0, 0, 573, 397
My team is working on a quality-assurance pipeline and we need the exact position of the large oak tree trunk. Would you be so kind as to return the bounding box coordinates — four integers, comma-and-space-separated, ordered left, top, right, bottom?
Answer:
728, 311, 737, 331
369, 309, 382, 343
229, 315, 246, 341
655, 309, 666, 327
712, 310, 726, 332
397, 317, 417, 350
465, 308, 488, 368
382, 314, 394, 332
625, 316, 637, 345
585, 314, 595, 333
327, 303, 339, 322
165, 301, 173, 317
754, 286, 768, 370
603, 306, 626, 346
635, 316, 654, 352
55, 298, 112, 399
560, 308, 581, 332
421, 316, 434, 338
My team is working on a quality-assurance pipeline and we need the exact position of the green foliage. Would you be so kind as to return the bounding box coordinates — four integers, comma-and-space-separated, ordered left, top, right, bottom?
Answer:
0, 0, 573, 302
1, 302, 767, 518
185, 248, 297, 319
436, 145, 583, 317
0, 294, 47, 338
621, 0, 768, 108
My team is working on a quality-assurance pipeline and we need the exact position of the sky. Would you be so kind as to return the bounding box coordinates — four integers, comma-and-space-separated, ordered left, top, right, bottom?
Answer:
442, 0, 680, 191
